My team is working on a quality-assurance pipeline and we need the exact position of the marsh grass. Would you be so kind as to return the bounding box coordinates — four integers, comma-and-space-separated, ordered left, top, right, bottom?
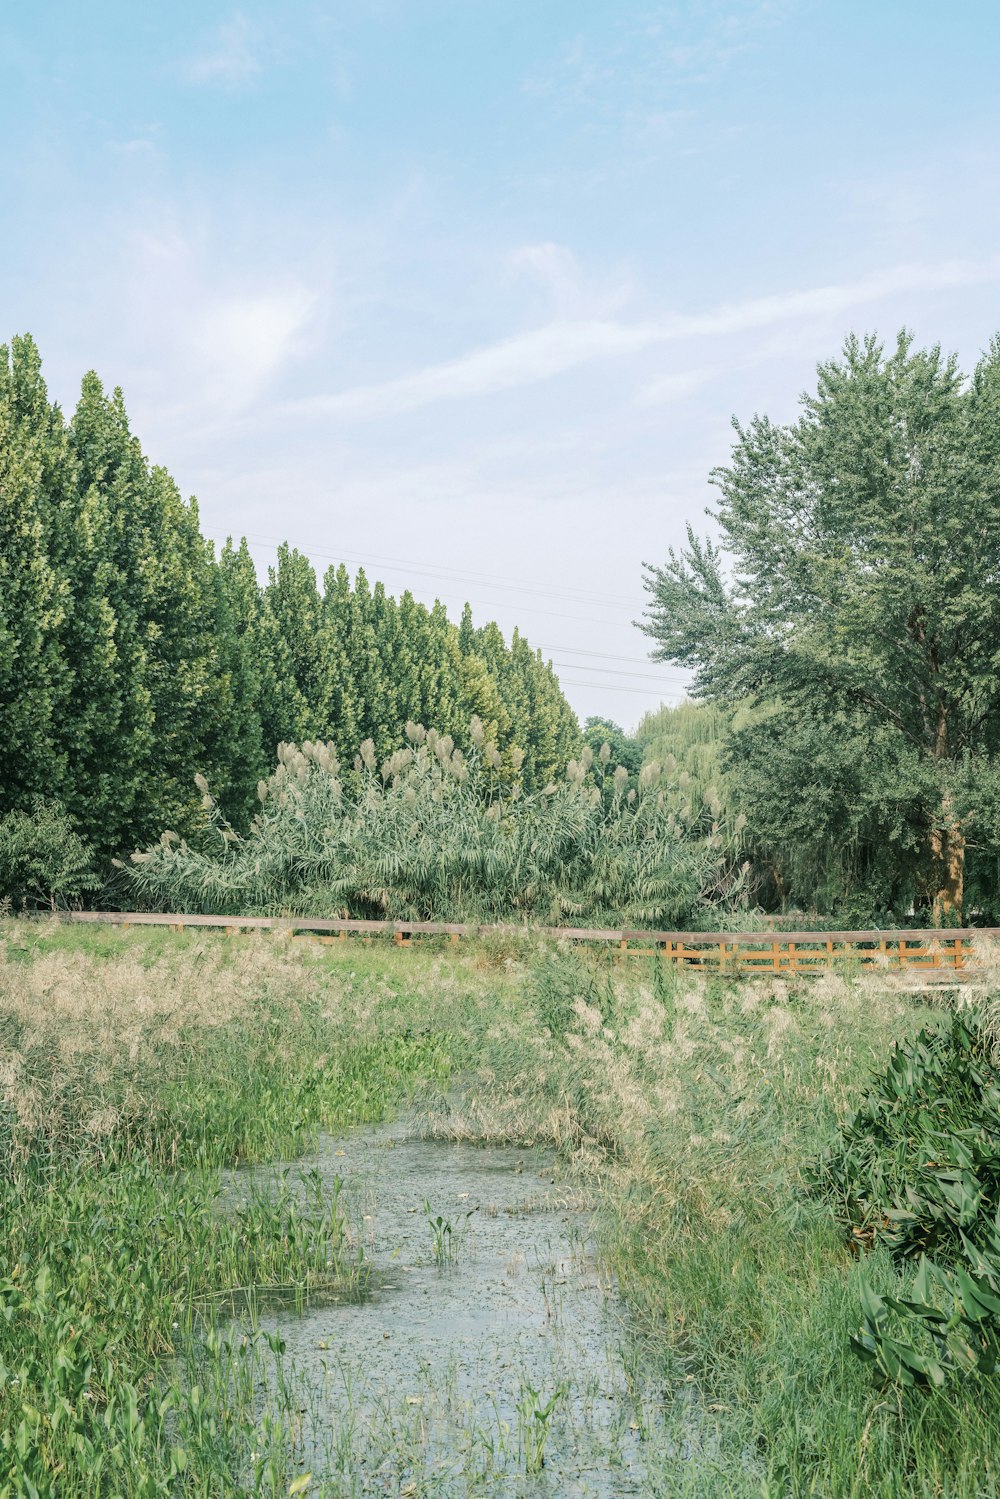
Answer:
2, 919, 998, 1495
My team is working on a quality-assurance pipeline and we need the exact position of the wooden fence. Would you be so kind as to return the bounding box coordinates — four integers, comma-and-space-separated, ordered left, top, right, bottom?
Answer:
35, 911, 1000, 975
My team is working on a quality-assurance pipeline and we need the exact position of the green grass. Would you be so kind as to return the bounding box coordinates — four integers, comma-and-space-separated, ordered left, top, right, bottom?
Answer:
1, 919, 998, 1496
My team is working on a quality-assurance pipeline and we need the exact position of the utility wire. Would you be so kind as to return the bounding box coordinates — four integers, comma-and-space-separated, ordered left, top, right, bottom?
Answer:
559, 677, 689, 698
551, 661, 690, 683
239, 532, 645, 615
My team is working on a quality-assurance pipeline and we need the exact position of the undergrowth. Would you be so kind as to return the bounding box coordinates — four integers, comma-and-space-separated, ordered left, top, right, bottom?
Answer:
812, 1012, 1000, 1389
1, 919, 998, 1496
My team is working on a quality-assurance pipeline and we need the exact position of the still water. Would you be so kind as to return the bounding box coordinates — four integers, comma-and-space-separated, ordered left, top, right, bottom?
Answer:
227, 1120, 712, 1496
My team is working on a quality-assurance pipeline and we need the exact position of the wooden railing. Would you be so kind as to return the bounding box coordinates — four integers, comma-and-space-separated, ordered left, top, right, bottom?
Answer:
33, 911, 1000, 974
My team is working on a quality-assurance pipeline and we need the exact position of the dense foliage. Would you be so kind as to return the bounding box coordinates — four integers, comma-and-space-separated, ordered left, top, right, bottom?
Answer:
0, 336, 579, 890
125, 718, 748, 924
813, 1013, 1000, 1388
0, 799, 97, 911
642, 332, 1000, 923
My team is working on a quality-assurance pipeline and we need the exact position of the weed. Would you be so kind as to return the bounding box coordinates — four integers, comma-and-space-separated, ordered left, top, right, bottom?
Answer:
423, 1200, 476, 1265
516, 1378, 566, 1473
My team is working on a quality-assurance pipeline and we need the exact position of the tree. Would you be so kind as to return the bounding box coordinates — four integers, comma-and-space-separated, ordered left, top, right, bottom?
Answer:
214, 539, 268, 825
0, 338, 69, 814
641, 332, 1000, 924
583, 717, 643, 782
68, 375, 236, 851
724, 703, 934, 920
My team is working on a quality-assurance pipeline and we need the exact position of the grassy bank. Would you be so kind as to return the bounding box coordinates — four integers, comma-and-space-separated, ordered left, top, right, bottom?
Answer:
0, 920, 996, 1496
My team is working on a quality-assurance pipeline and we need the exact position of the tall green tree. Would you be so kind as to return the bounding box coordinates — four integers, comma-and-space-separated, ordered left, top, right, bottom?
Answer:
215, 538, 268, 823
68, 375, 235, 849
641, 332, 1000, 923
0, 338, 69, 813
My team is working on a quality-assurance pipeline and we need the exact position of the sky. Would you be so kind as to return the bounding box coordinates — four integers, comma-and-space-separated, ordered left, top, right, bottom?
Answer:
5, 1, 1000, 729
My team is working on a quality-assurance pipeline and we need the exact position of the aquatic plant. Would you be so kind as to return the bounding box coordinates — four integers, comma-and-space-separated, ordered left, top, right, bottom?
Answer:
516, 1378, 566, 1473
423, 1199, 476, 1265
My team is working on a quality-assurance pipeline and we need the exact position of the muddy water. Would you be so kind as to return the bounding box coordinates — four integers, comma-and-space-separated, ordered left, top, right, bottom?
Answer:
236, 1122, 705, 1496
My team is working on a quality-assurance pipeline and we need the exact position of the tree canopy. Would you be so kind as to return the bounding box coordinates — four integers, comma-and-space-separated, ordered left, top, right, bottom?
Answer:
641, 332, 1000, 922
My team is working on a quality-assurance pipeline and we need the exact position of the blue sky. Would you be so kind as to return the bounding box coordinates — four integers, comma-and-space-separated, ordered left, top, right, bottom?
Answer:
5, 1, 1000, 726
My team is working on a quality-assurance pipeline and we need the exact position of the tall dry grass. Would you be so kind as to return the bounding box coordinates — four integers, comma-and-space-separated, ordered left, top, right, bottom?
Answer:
2, 920, 996, 1495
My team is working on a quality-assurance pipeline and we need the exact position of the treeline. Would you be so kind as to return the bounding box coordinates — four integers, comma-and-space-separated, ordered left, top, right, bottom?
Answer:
0, 335, 578, 888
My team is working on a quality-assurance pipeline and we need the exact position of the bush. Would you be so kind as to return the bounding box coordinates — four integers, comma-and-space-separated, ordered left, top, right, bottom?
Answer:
0, 798, 96, 910
811, 1013, 1000, 1387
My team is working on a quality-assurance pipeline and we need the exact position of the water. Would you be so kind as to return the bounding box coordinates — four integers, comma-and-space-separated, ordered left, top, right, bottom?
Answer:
225, 1121, 710, 1496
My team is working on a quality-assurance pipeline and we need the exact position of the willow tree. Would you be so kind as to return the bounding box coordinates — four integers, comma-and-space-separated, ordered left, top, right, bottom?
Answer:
641, 332, 1000, 924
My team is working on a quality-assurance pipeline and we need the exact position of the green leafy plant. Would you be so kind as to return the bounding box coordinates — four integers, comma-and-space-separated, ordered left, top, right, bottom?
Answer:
516, 1378, 566, 1473
811, 1013, 1000, 1387
423, 1199, 475, 1265
0, 797, 96, 910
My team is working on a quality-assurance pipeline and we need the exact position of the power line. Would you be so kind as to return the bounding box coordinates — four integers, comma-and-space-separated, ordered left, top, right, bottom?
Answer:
241, 532, 642, 610
535, 642, 670, 666
559, 676, 688, 698
551, 660, 690, 684
227, 532, 690, 673
239, 532, 644, 617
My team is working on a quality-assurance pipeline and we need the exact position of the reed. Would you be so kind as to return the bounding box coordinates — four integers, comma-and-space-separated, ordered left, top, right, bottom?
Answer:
2, 918, 997, 1495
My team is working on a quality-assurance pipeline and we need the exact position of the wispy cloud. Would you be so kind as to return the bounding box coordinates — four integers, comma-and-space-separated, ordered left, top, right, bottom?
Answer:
286, 319, 661, 421
183, 13, 261, 87
285, 257, 1000, 423
507, 241, 633, 320
636, 367, 718, 406
120, 222, 321, 418
194, 286, 319, 410
107, 136, 165, 163
525, 2, 797, 106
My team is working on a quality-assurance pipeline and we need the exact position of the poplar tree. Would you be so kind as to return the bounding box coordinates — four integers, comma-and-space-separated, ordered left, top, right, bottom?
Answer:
263, 544, 323, 721
0, 338, 67, 812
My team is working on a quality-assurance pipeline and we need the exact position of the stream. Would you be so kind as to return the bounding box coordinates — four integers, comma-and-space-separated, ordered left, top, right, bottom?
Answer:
221, 1119, 714, 1496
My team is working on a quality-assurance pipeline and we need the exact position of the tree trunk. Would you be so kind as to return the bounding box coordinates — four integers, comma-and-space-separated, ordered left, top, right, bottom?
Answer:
930, 798, 964, 926
929, 708, 964, 927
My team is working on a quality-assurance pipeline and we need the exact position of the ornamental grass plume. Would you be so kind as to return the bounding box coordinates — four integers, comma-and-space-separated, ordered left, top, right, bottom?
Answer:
125, 721, 750, 926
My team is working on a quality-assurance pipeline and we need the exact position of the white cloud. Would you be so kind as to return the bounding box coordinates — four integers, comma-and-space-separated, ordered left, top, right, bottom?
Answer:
192, 286, 319, 410
107, 136, 164, 163
507, 240, 634, 320
509, 242, 584, 312
285, 256, 1000, 423
636, 367, 717, 406
286, 318, 662, 421
183, 13, 261, 87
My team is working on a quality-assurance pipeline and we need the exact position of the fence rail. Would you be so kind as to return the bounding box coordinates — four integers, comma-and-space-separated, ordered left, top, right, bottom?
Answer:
25, 910, 1000, 974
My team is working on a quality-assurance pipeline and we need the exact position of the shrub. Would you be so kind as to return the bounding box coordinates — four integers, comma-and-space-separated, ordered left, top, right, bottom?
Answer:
0, 798, 96, 910
811, 1013, 1000, 1387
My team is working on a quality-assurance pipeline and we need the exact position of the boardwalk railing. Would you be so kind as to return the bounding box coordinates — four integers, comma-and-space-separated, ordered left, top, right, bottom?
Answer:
34, 911, 1000, 974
